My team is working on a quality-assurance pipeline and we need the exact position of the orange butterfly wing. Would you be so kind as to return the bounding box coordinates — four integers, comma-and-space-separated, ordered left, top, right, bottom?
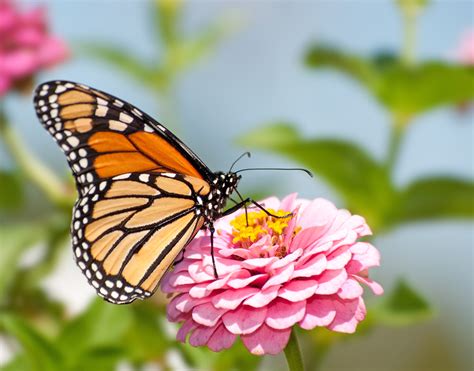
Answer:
34, 81, 212, 303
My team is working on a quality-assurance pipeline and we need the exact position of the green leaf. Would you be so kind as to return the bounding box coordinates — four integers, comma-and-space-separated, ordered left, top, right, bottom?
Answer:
123, 302, 171, 363
0, 314, 62, 371
0, 223, 45, 303
0, 355, 31, 371
0, 172, 23, 211
166, 17, 235, 74
68, 347, 124, 371
57, 299, 132, 367
305, 46, 378, 90
237, 123, 395, 231
305, 46, 474, 117
80, 43, 167, 91
155, 0, 183, 46
373, 279, 433, 326
394, 177, 474, 223
379, 62, 474, 117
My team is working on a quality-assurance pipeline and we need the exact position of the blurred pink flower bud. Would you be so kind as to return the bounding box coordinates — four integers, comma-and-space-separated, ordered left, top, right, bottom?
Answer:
0, 0, 69, 97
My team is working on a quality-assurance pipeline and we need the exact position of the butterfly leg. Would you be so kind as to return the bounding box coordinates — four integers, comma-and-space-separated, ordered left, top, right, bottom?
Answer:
209, 224, 219, 279
235, 190, 250, 225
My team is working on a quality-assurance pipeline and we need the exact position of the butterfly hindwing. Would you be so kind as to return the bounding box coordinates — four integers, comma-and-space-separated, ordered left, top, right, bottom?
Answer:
72, 172, 205, 303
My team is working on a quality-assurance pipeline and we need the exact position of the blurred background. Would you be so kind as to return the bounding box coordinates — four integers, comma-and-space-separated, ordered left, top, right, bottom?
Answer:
0, 1, 473, 370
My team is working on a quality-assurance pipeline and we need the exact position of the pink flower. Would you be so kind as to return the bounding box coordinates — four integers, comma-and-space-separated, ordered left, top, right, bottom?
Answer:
161, 194, 383, 355
455, 29, 474, 65
0, 0, 68, 97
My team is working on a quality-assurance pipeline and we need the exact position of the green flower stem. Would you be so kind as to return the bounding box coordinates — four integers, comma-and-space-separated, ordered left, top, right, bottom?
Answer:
399, 0, 423, 66
0, 108, 72, 207
385, 116, 407, 173
284, 329, 304, 371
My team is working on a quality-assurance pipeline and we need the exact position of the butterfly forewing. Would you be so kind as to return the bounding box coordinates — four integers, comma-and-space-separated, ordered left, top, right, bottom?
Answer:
33, 81, 213, 303
33, 81, 212, 194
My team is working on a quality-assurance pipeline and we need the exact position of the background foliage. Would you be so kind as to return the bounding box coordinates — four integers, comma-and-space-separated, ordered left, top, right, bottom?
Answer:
0, 1, 472, 370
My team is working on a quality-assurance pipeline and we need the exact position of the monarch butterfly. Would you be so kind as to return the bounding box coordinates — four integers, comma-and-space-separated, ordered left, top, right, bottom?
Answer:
33, 81, 305, 305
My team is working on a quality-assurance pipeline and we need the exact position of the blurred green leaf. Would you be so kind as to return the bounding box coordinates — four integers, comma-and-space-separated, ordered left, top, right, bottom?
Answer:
237, 123, 395, 231
0, 223, 45, 304
80, 44, 167, 91
165, 17, 235, 75
1, 355, 31, 371
305, 46, 378, 90
123, 302, 170, 363
305, 46, 474, 117
0, 314, 61, 371
373, 279, 433, 326
0, 172, 23, 211
68, 347, 124, 371
379, 62, 474, 117
57, 299, 132, 368
155, 0, 182, 46
394, 177, 474, 223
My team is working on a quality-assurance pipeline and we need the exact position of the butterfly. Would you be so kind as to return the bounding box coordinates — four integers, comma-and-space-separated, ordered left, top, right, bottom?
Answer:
33, 81, 257, 304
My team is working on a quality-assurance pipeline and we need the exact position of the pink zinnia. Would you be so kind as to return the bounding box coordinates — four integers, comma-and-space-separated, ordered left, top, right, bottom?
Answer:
162, 194, 383, 355
0, 0, 68, 96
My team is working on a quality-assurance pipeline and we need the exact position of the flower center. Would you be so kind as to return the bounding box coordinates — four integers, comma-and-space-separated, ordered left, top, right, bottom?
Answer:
230, 209, 292, 247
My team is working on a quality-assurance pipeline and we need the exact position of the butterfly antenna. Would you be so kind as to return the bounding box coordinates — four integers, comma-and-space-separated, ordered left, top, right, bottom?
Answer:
235, 167, 313, 178
229, 152, 251, 172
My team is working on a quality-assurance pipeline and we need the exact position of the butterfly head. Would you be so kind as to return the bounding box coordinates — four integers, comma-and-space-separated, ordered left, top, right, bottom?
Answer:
200, 172, 240, 223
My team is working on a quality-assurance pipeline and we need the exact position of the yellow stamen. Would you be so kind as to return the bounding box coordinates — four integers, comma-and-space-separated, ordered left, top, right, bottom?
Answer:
230, 209, 292, 245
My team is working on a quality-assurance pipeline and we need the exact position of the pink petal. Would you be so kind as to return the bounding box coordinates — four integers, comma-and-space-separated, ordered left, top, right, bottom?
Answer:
291, 227, 326, 251
278, 279, 317, 302
227, 273, 266, 289
315, 269, 348, 295
270, 248, 303, 270
292, 254, 326, 279
0, 50, 37, 77
188, 262, 214, 283
328, 297, 366, 333
262, 263, 294, 289
211, 287, 260, 310
207, 324, 237, 352
265, 298, 306, 330
241, 324, 291, 355
326, 246, 352, 270
171, 294, 205, 313
177, 318, 197, 342
192, 302, 228, 327
298, 198, 337, 230
37, 36, 69, 67
280, 192, 298, 211
169, 272, 195, 286
222, 305, 267, 335
337, 278, 363, 299
244, 285, 280, 308
346, 242, 381, 273
242, 257, 278, 270
189, 325, 217, 347
167, 301, 186, 322
353, 274, 384, 295
300, 296, 336, 329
